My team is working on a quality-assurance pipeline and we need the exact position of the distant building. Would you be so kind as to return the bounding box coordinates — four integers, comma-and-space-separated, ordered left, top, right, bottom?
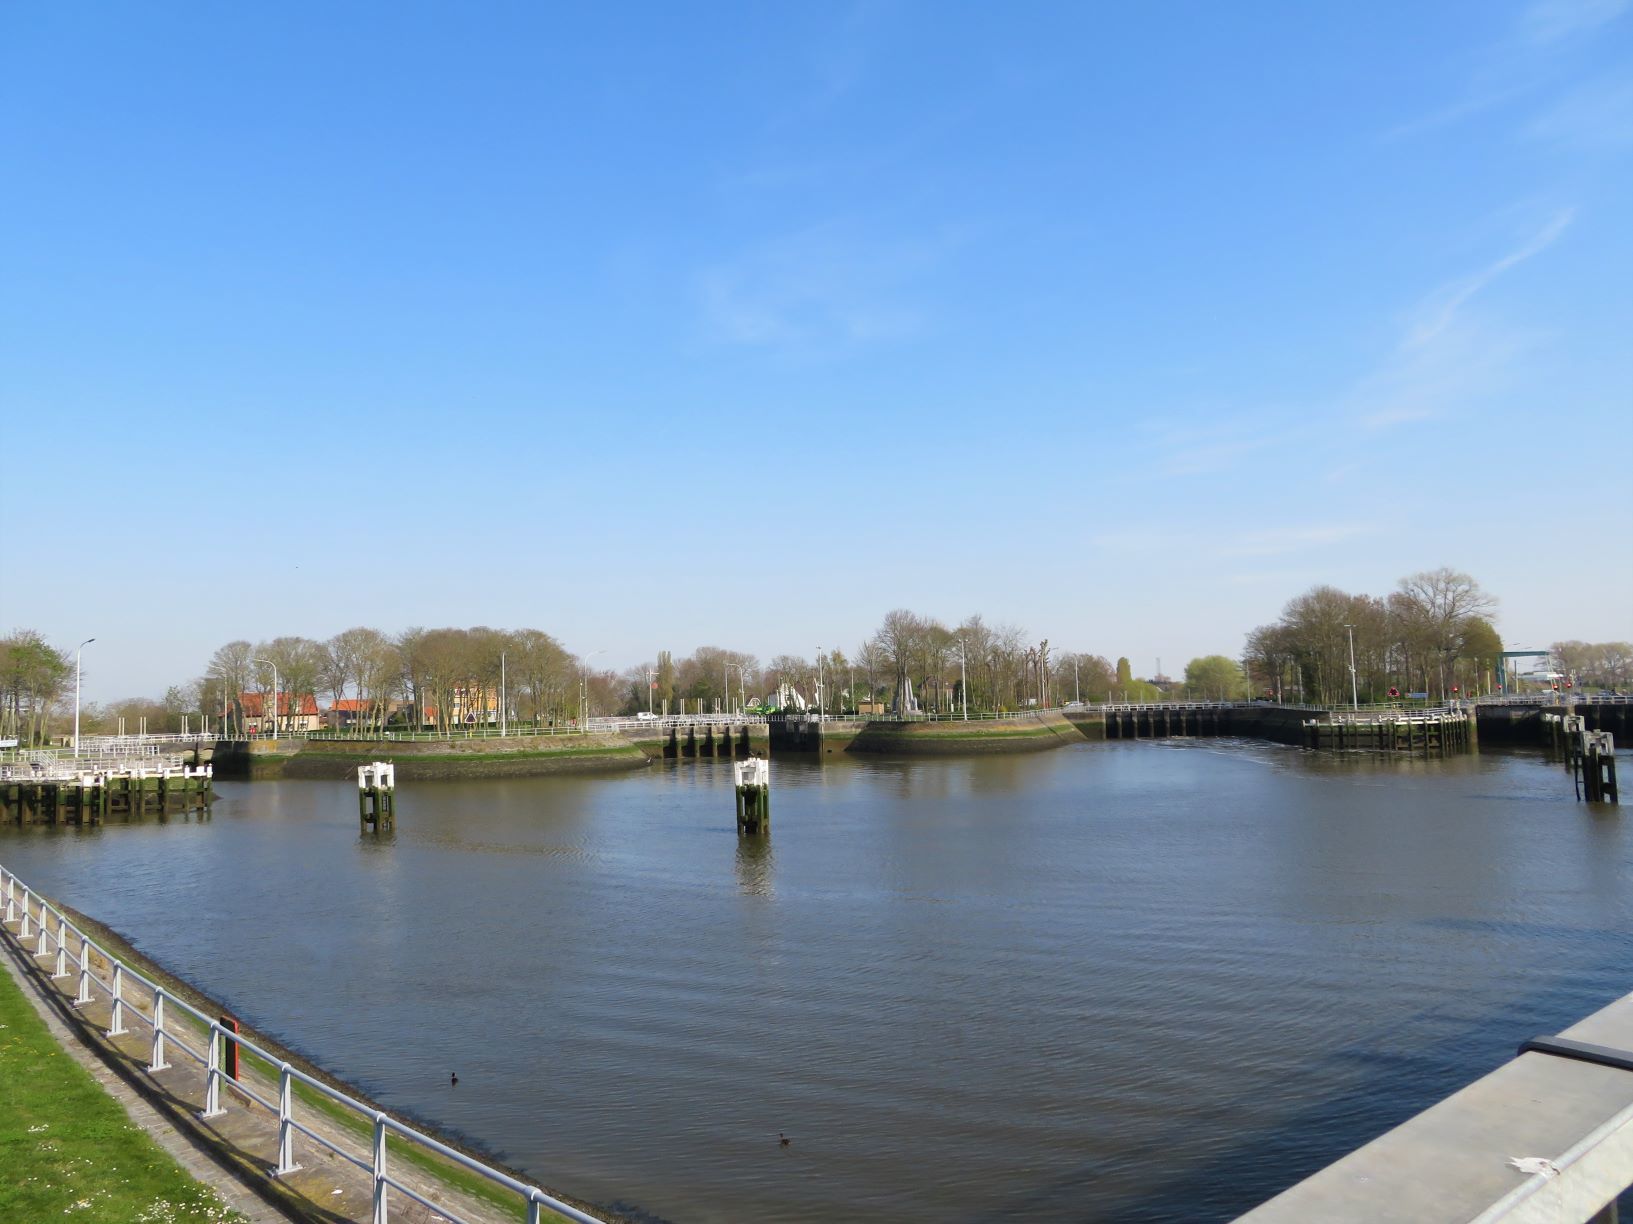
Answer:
415, 686, 499, 727
324, 698, 403, 730
239, 691, 321, 735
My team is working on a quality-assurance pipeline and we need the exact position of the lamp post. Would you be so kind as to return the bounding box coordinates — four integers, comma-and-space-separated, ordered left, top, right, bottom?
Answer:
1344, 625, 1359, 711
579, 649, 606, 726
646, 666, 658, 715
73, 638, 95, 756
725, 663, 747, 715
253, 658, 280, 738
953, 639, 969, 720
816, 648, 824, 722
500, 651, 507, 736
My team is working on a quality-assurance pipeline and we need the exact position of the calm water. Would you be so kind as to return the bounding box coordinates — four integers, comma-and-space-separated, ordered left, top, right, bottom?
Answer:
2, 741, 1629, 1222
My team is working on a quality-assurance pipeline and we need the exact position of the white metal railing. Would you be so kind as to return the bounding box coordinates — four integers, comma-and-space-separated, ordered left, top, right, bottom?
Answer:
0, 863, 605, 1224
588, 714, 770, 731
0, 753, 199, 784
230, 714, 771, 744
73, 735, 196, 752
1310, 710, 1468, 727
1477, 693, 1633, 706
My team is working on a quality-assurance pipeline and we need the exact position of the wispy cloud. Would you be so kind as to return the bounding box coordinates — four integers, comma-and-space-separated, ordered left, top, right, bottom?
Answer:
698, 220, 962, 354
1352, 325, 1529, 429
1347, 211, 1571, 432
1214, 524, 1373, 560
1384, 0, 1629, 140
1090, 523, 1375, 563
1524, 77, 1633, 151
1404, 209, 1574, 350
1518, 0, 1629, 45
1140, 418, 1292, 478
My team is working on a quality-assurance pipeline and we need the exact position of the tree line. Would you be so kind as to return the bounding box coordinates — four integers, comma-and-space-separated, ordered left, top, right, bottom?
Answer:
1548, 641, 1633, 691
7, 571, 1623, 743
202, 627, 596, 736
1243, 567, 1502, 705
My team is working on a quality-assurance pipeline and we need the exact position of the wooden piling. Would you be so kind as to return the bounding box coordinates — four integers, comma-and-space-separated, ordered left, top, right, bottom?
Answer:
734, 757, 770, 834
358, 761, 396, 832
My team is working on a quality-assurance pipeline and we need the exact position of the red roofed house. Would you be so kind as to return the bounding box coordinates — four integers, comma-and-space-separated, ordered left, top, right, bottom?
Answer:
326, 698, 369, 730
324, 698, 404, 730
239, 691, 322, 735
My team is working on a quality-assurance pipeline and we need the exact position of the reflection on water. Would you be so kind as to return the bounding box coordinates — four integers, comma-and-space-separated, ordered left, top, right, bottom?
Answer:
2, 742, 1629, 1222
734, 833, 774, 898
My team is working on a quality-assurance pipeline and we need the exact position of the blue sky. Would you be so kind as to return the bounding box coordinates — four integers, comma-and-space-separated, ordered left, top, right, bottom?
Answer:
3, 1, 1630, 700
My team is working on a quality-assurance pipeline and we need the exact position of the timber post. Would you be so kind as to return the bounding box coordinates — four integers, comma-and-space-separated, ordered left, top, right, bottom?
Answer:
358, 761, 396, 832
734, 756, 770, 834
1582, 731, 1618, 804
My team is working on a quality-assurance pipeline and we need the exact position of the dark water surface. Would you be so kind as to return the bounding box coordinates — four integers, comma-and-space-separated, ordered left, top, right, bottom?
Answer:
2, 741, 1629, 1222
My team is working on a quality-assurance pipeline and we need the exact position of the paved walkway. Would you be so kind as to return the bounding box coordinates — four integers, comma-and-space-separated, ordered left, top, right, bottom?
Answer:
1237, 991, 1633, 1222
0, 910, 580, 1223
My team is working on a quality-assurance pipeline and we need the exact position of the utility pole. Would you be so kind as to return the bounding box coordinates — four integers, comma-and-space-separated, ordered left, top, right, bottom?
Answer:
579, 648, 606, 726
500, 651, 507, 736
74, 638, 95, 756
1074, 656, 1080, 704
816, 648, 824, 721
646, 666, 658, 715
1344, 625, 1359, 711
254, 658, 280, 738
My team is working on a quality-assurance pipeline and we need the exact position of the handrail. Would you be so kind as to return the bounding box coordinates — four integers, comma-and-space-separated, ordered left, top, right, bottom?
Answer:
1476, 693, 1633, 706
38, 695, 1612, 752
0, 863, 605, 1224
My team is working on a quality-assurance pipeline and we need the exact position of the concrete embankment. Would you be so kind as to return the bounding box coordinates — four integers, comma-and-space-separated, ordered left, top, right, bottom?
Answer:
1477, 701, 1631, 745
627, 723, 772, 760
1, 885, 613, 1224
213, 735, 650, 781
774, 711, 1100, 756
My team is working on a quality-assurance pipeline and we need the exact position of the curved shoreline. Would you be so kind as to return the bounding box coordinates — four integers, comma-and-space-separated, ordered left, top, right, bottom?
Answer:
32, 892, 631, 1224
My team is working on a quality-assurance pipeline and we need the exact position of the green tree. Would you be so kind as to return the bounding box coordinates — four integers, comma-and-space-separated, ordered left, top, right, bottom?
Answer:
1184, 656, 1248, 701
0, 631, 71, 745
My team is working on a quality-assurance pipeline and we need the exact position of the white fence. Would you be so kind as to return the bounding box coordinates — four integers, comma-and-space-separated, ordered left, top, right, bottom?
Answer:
1316, 710, 1466, 727
0, 864, 604, 1224
1477, 693, 1633, 706
0, 751, 198, 784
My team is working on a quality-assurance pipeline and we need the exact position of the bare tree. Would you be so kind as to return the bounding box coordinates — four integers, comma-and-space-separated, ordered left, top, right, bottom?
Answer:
207, 640, 254, 736
1394, 568, 1497, 699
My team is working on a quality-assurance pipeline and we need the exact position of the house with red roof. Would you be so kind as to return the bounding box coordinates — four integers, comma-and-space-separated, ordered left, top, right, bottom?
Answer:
324, 698, 403, 730
239, 690, 322, 735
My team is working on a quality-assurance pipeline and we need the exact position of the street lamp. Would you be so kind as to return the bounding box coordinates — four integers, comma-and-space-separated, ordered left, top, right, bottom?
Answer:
500, 650, 507, 736
579, 649, 606, 725
725, 663, 748, 715
1344, 625, 1359, 711
74, 638, 95, 756
816, 648, 824, 722
952, 639, 969, 721
253, 658, 280, 738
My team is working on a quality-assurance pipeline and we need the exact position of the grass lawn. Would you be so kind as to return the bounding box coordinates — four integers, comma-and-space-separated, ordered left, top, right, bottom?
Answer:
0, 965, 245, 1223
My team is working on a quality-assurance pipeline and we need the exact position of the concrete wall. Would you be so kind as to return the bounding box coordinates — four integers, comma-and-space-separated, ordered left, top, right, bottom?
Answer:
772, 712, 1091, 757
216, 735, 649, 780
636, 724, 771, 760
1097, 704, 1310, 745
1477, 701, 1631, 744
